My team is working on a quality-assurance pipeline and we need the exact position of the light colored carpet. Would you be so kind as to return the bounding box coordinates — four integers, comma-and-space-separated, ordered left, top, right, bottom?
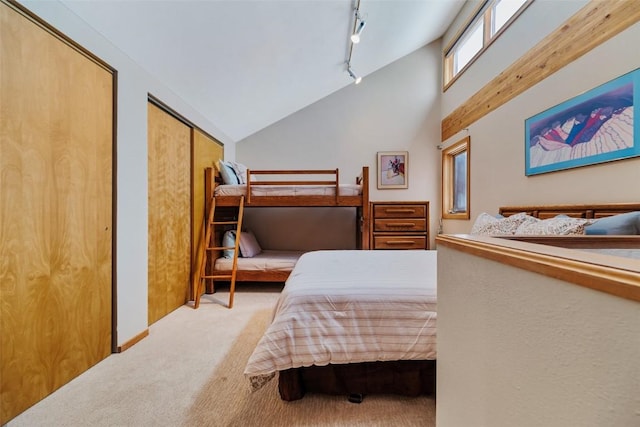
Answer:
7, 284, 435, 427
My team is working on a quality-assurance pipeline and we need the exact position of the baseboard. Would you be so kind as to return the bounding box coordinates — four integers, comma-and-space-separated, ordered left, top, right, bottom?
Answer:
117, 329, 149, 353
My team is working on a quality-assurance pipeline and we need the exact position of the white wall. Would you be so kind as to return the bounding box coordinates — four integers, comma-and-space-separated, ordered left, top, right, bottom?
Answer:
237, 43, 443, 249
440, 0, 640, 235
436, 244, 640, 427
18, 0, 235, 346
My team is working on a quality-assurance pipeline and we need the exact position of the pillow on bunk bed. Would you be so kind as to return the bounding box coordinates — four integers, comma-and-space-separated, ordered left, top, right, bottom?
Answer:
238, 230, 262, 258
222, 231, 237, 258
221, 229, 262, 258
228, 161, 248, 184
217, 160, 240, 185
584, 211, 640, 235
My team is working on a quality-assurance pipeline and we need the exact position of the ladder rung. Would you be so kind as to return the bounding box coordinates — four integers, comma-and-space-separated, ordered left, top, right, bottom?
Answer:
202, 275, 233, 279
207, 246, 235, 251
211, 220, 238, 225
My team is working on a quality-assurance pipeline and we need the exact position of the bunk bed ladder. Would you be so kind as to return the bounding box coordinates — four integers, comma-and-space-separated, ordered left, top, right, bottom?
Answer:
194, 196, 245, 309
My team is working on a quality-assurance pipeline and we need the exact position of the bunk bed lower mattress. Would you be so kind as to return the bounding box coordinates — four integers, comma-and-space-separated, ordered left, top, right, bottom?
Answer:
214, 184, 362, 197
244, 250, 437, 400
214, 250, 305, 273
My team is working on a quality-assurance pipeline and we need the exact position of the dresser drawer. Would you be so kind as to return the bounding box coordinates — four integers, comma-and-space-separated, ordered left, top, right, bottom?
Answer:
374, 218, 426, 232
373, 235, 427, 250
373, 204, 426, 219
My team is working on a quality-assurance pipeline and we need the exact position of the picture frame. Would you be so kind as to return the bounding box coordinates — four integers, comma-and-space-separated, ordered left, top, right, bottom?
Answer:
377, 151, 408, 189
525, 68, 639, 176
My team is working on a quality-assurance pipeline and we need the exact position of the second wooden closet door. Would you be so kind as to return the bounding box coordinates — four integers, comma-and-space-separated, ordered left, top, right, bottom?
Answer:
147, 102, 191, 325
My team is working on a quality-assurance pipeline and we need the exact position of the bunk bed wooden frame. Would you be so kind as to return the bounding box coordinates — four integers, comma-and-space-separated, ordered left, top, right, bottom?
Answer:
201, 165, 370, 286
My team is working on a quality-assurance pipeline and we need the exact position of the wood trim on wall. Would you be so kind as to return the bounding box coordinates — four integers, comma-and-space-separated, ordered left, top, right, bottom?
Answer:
116, 329, 149, 353
441, 0, 640, 142
436, 234, 640, 303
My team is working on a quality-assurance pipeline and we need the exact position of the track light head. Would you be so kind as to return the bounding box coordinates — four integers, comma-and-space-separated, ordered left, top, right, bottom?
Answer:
350, 20, 366, 44
347, 67, 362, 85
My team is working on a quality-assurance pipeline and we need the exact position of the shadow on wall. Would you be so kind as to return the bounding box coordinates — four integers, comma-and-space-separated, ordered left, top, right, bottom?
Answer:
242, 207, 357, 251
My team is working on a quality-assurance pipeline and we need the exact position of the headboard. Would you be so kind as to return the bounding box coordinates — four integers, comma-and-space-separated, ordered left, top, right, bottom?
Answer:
497, 202, 640, 248
499, 203, 640, 219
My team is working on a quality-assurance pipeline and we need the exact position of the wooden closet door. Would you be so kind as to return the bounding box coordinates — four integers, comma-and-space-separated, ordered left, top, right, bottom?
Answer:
0, 2, 113, 424
147, 102, 191, 324
191, 129, 223, 299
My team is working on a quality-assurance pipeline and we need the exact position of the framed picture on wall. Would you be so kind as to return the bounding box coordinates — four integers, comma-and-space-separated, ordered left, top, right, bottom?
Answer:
377, 151, 408, 189
525, 67, 639, 176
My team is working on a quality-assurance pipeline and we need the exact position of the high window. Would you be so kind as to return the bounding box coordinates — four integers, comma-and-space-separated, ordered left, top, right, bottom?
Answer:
444, 0, 532, 89
442, 136, 470, 220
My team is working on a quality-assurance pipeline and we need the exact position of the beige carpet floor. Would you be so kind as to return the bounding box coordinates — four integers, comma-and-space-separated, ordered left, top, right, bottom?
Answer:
7, 284, 435, 427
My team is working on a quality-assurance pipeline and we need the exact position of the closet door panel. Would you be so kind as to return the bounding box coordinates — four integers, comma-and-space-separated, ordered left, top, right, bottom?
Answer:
191, 129, 223, 299
0, 3, 113, 423
147, 103, 191, 325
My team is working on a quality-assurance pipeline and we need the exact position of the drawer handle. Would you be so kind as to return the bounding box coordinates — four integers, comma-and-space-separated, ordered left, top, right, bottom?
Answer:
385, 208, 416, 214
386, 240, 416, 245
387, 222, 415, 227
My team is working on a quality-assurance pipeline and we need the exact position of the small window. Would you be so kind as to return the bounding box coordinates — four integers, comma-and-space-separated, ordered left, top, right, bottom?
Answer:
442, 136, 470, 220
444, 0, 533, 89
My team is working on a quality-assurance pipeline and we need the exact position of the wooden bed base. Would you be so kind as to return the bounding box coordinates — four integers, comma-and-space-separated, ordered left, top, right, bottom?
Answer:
278, 360, 436, 402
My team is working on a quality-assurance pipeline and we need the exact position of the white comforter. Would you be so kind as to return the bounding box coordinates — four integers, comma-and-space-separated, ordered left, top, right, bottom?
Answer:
244, 250, 437, 391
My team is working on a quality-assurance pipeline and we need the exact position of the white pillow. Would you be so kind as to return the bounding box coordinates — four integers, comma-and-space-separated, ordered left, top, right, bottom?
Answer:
515, 216, 592, 235
238, 230, 262, 258
471, 212, 536, 235
228, 161, 248, 184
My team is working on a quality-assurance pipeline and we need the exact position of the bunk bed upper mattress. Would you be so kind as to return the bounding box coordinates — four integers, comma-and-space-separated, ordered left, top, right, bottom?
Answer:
214, 184, 362, 197
244, 249, 437, 391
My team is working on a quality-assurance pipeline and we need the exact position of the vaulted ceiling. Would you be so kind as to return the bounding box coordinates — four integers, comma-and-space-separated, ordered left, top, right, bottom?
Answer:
60, 0, 465, 141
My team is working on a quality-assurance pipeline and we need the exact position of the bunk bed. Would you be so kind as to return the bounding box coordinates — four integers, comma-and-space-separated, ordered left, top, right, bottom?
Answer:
200, 164, 370, 287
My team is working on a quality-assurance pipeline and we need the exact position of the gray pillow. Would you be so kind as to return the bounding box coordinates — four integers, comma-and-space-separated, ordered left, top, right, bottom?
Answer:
584, 211, 640, 235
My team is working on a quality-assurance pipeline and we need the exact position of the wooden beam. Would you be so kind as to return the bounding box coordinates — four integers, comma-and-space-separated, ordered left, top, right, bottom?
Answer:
441, 0, 640, 141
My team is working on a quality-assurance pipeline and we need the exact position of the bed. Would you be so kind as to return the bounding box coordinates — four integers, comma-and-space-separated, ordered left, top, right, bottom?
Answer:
244, 249, 438, 401
200, 164, 370, 292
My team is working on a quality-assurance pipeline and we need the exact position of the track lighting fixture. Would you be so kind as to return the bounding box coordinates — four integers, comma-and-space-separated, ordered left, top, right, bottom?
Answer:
347, 66, 362, 85
350, 12, 366, 44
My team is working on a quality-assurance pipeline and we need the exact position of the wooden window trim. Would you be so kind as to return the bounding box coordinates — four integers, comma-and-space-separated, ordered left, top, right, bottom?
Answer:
442, 136, 470, 220
443, 0, 534, 91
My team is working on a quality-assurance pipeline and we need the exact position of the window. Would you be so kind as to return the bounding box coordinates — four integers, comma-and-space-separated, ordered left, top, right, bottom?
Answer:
442, 136, 470, 220
444, 0, 532, 89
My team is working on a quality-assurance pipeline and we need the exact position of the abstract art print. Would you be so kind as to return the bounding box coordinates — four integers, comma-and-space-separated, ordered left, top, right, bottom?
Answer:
525, 68, 639, 176
377, 151, 408, 189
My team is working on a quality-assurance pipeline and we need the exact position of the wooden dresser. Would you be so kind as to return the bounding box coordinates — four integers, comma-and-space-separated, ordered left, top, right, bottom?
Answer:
370, 201, 429, 250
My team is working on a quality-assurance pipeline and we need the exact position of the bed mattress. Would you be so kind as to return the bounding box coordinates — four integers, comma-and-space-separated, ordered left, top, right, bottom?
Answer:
244, 249, 437, 391
214, 184, 361, 197
214, 250, 305, 271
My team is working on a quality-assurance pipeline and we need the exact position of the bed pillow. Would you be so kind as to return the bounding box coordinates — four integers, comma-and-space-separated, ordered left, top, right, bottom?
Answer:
228, 160, 248, 184
217, 160, 240, 185
515, 216, 592, 235
471, 212, 534, 235
222, 230, 236, 258
584, 211, 640, 235
238, 230, 262, 258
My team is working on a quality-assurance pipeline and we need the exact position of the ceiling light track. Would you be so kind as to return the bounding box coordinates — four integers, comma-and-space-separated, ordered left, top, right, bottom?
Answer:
346, 0, 365, 85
